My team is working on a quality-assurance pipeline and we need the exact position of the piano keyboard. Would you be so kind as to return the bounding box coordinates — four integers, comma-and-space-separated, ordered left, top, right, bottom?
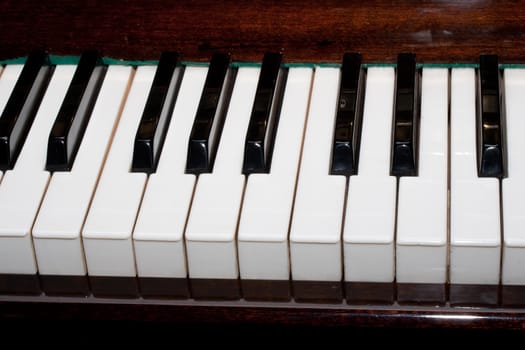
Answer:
0, 51, 523, 306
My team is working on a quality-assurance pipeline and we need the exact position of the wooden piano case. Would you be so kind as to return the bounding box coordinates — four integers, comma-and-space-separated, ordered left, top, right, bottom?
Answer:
1, 0, 525, 330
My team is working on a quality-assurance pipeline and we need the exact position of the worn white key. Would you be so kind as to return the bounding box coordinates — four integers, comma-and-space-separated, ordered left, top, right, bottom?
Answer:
450, 68, 500, 285
133, 67, 207, 278
396, 68, 448, 284
185, 67, 259, 279
290, 67, 346, 281
82, 66, 157, 277
238, 68, 312, 280
32, 66, 133, 276
344, 67, 396, 283
502, 69, 525, 285
0, 65, 74, 274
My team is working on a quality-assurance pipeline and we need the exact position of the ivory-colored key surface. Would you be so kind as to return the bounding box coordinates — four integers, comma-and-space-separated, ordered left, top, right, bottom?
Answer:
502, 69, 525, 285
343, 67, 396, 283
290, 67, 346, 281
238, 68, 312, 280
185, 67, 259, 279
396, 68, 448, 284
133, 67, 207, 278
450, 68, 500, 285
82, 67, 157, 277
32, 66, 133, 276
0, 66, 73, 274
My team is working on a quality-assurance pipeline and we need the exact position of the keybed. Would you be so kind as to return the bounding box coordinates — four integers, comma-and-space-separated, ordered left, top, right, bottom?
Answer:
0, 54, 523, 307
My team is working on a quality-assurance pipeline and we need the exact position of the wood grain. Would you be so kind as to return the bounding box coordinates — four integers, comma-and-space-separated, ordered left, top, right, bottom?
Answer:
0, 0, 524, 63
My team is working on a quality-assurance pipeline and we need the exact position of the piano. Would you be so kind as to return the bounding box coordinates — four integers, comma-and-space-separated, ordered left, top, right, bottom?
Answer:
1, 0, 525, 330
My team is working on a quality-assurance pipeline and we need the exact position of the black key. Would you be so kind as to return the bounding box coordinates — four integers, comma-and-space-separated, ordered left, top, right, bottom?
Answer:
391, 53, 420, 177
0, 51, 51, 170
46, 51, 106, 171
477, 54, 505, 178
131, 52, 182, 173
186, 53, 233, 174
242, 52, 287, 174
330, 52, 365, 176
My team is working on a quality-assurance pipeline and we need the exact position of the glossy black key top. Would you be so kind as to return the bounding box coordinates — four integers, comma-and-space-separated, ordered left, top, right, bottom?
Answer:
477, 54, 505, 178
46, 51, 106, 171
242, 52, 287, 174
391, 53, 420, 176
186, 53, 233, 174
131, 52, 182, 173
0, 51, 51, 170
330, 52, 365, 176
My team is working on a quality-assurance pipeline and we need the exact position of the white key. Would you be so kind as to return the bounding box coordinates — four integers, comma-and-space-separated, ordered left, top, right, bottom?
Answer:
185, 67, 259, 279
0, 65, 24, 181
450, 68, 500, 285
0, 65, 75, 274
82, 66, 157, 277
238, 68, 312, 280
290, 67, 346, 281
502, 69, 525, 285
133, 67, 207, 278
396, 68, 448, 284
32, 66, 133, 276
344, 67, 396, 283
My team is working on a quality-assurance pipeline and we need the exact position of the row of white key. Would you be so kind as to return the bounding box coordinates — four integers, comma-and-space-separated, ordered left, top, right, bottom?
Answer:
1, 62, 525, 287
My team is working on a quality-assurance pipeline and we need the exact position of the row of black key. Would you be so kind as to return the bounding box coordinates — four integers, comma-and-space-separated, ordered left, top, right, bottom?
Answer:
0, 52, 506, 179
330, 53, 505, 179
0, 51, 105, 172
185, 53, 233, 174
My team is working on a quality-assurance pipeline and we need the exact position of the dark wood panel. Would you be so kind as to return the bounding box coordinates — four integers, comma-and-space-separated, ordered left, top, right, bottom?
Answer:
0, 0, 524, 62
2, 297, 525, 330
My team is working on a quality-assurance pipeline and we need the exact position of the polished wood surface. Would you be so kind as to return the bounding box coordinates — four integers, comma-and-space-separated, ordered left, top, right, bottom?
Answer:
2, 296, 525, 330
0, 0, 524, 63
1, 0, 525, 329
